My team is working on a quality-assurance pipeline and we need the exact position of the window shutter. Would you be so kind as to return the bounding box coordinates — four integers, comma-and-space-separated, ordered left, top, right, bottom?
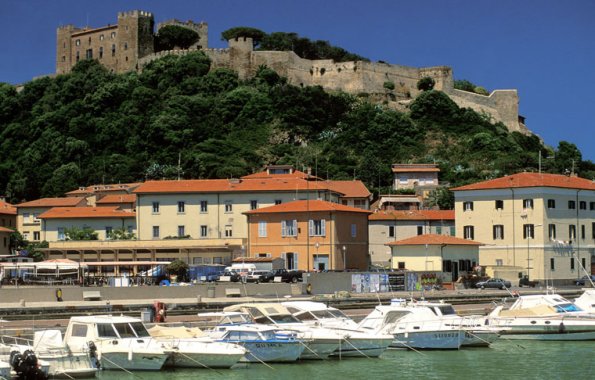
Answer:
309, 220, 314, 236
281, 220, 287, 236
293, 220, 297, 236
321, 219, 326, 236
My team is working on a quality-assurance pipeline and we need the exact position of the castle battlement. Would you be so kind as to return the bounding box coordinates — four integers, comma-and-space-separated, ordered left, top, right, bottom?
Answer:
118, 10, 153, 18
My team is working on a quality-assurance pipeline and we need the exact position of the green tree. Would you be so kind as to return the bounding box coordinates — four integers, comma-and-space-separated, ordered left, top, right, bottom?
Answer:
426, 187, 455, 210
417, 77, 435, 91
155, 25, 199, 51
65, 227, 98, 241
454, 79, 476, 92
555, 141, 582, 174
221, 27, 266, 45
166, 259, 189, 282
107, 228, 136, 240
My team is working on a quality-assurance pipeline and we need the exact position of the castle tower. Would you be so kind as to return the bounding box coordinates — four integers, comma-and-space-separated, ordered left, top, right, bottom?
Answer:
116, 10, 155, 72
56, 25, 81, 74
228, 37, 254, 79
157, 19, 208, 49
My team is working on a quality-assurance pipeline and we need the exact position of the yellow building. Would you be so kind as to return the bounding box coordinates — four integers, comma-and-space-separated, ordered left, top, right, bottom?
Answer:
387, 234, 481, 282
16, 197, 87, 242
452, 173, 595, 284
0, 200, 16, 255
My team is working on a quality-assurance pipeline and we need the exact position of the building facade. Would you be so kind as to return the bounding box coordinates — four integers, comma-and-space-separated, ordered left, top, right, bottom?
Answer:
392, 164, 440, 193
452, 173, 595, 283
369, 210, 455, 266
16, 197, 87, 242
244, 200, 371, 271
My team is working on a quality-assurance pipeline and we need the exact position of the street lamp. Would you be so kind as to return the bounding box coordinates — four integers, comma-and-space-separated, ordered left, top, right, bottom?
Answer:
342, 245, 347, 271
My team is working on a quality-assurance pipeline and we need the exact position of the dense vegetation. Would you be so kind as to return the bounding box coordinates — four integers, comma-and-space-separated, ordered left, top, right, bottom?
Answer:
454, 79, 489, 96
0, 52, 593, 204
155, 25, 200, 51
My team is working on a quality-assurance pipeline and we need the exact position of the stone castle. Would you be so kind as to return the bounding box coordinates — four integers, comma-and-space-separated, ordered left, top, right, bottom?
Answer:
56, 10, 526, 133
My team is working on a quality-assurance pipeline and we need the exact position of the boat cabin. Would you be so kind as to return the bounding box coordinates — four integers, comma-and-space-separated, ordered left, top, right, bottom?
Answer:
223, 303, 302, 325
64, 315, 151, 348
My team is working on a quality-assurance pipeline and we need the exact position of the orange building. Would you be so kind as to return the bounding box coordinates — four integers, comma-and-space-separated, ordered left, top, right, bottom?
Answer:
244, 200, 371, 271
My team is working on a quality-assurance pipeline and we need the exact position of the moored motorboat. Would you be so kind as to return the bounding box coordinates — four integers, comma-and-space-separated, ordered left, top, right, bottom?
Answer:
63, 315, 169, 371
0, 359, 11, 379
488, 293, 595, 340
33, 329, 98, 378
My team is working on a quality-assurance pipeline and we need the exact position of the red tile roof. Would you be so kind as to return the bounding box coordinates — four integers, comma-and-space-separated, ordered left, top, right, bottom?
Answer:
244, 200, 372, 215
38, 206, 135, 219
96, 194, 137, 204
17, 197, 87, 208
451, 172, 595, 191
0, 226, 14, 233
133, 178, 335, 194
392, 164, 440, 173
387, 234, 483, 246
65, 183, 141, 195
0, 201, 16, 215
323, 180, 371, 198
369, 210, 455, 221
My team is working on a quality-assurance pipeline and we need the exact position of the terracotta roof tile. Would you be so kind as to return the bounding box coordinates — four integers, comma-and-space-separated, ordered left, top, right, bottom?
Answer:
369, 210, 455, 221
323, 180, 371, 198
133, 178, 334, 194
17, 197, 87, 208
38, 206, 135, 219
96, 194, 137, 204
0, 226, 14, 233
387, 234, 483, 246
0, 201, 16, 215
244, 200, 371, 214
451, 172, 595, 191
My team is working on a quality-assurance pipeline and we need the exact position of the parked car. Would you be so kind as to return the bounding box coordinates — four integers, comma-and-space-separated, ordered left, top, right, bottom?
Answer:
259, 269, 304, 283
218, 270, 241, 282
246, 270, 270, 283
475, 278, 511, 289
575, 275, 595, 286
519, 276, 539, 288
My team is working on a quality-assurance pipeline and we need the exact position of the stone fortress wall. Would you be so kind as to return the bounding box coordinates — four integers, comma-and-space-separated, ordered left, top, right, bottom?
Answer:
59, 10, 525, 134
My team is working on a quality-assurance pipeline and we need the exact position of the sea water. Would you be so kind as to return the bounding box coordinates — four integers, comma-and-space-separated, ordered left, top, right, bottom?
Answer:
96, 340, 592, 380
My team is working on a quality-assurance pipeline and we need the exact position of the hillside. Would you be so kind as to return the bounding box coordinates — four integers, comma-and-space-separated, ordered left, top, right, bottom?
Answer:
0, 51, 593, 203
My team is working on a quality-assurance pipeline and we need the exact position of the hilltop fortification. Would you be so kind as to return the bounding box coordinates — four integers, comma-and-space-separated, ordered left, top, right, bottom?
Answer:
57, 10, 526, 133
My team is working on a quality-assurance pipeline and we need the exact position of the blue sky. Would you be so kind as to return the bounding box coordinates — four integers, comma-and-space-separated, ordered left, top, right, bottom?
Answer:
1, 0, 593, 161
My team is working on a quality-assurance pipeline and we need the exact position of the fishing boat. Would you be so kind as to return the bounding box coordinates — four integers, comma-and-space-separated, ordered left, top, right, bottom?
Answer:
281, 301, 394, 357
358, 299, 466, 350
488, 293, 595, 340
146, 325, 246, 368
63, 315, 169, 371
196, 312, 305, 363
224, 303, 343, 359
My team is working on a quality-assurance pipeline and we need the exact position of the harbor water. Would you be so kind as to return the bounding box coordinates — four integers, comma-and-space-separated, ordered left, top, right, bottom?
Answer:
95, 340, 592, 380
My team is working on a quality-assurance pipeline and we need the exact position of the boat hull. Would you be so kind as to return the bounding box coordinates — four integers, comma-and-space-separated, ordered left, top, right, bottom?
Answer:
390, 330, 464, 350
240, 341, 305, 363
300, 339, 341, 360
37, 352, 97, 378
331, 337, 392, 358
98, 350, 167, 371
462, 330, 500, 347
165, 351, 244, 368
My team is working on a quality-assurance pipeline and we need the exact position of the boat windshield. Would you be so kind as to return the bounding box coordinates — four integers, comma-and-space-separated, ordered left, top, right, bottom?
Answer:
267, 314, 301, 324
328, 309, 348, 319
130, 322, 151, 337
113, 323, 137, 338
97, 323, 119, 338
435, 305, 457, 316
224, 330, 262, 341
555, 303, 583, 313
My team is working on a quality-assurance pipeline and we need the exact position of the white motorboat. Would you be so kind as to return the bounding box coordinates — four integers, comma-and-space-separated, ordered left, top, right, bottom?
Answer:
574, 289, 595, 313
358, 300, 466, 350
404, 300, 501, 347
488, 293, 595, 340
0, 359, 11, 380
33, 329, 98, 378
281, 301, 393, 357
146, 325, 245, 368
197, 312, 305, 363
224, 303, 343, 360
0, 342, 50, 378
63, 315, 169, 371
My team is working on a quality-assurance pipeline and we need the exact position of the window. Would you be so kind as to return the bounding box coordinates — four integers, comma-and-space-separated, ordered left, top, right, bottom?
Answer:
75, 39, 80, 46
463, 225, 474, 240
397, 262, 405, 269
200, 200, 208, 213
3, 237, 6, 247
85, 49, 93, 59
224, 201, 233, 213
274, 199, 282, 205
523, 224, 535, 239
282, 220, 297, 237
581, 225, 585, 239
568, 200, 576, 209
547, 199, 556, 209
590, 202, 595, 211
111, 44, 116, 56
495, 259, 503, 266
579, 201, 586, 210
523, 199, 534, 209
23, 213, 30, 223
33, 231, 40, 241
224, 225, 232, 237
351, 224, 357, 238
127, 225, 133, 234
177, 201, 185, 213
152, 202, 160, 213
200, 225, 208, 237
570, 257, 575, 270
582, 258, 587, 270
593, 222, 595, 239
550, 258, 555, 271
436, 226, 442, 235
152, 226, 160, 239
88, 37, 91, 45
569, 225, 576, 240
309, 219, 326, 236
178, 225, 185, 237
99, 46, 103, 59
495, 200, 504, 210
548, 224, 556, 240
100, 34, 104, 41
388, 226, 395, 238
124, 42, 128, 50
417, 226, 423, 235
258, 221, 267, 237
76, 51, 80, 62
62, 55, 65, 62
493, 225, 504, 240
463, 201, 473, 211
250, 200, 258, 210
111, 32, 116, 39
58, 228, 65, 241
105, 226, 113, 238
